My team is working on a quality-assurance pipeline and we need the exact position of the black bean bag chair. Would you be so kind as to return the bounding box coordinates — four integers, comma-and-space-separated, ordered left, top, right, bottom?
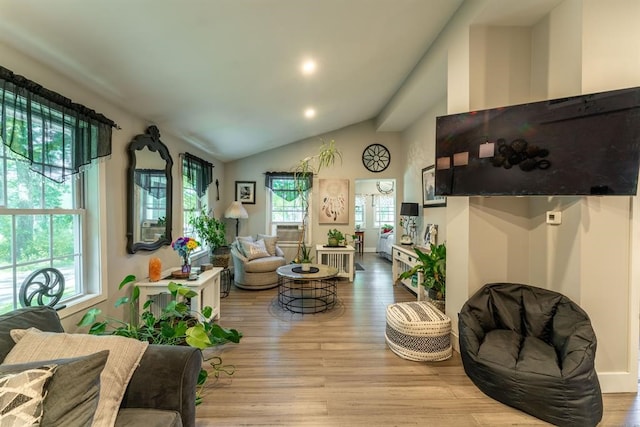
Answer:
458, 283, 602, 426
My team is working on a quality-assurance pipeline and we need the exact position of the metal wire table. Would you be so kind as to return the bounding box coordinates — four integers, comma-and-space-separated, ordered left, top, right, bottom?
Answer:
276, 264, 338, 314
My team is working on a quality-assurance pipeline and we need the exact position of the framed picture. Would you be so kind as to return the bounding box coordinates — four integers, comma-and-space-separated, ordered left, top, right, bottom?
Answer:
318, 178, 349, 224
422, 165, 446, 207
423, 223, 438, 246
235, 181, 256, 204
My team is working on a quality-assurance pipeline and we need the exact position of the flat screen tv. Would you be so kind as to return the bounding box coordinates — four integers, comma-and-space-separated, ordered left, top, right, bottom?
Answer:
434, 87, 640, 196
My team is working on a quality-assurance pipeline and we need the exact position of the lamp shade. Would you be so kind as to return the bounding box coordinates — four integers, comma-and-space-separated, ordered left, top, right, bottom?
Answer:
400, 202, 419, 216
224, 201, 248, 219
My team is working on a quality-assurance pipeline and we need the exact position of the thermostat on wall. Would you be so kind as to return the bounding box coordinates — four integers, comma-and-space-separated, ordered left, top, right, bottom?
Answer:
546, 211, 562, 225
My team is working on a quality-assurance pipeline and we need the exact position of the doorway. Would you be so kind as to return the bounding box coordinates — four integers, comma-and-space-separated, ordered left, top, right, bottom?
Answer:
354, 179, 396, 256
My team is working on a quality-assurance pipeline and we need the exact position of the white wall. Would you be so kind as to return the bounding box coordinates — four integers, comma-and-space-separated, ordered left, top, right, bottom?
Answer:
224, 120, 403, 254
0, 41, 225, 330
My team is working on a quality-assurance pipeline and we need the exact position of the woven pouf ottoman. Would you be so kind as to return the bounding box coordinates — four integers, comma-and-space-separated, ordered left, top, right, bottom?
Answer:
385, 300, 452, 361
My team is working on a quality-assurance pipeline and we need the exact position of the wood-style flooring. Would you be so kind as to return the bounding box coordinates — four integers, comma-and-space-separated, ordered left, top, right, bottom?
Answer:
196, 253, 639, 426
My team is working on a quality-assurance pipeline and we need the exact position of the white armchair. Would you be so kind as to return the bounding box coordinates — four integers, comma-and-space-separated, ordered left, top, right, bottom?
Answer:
230, 235, 286, 290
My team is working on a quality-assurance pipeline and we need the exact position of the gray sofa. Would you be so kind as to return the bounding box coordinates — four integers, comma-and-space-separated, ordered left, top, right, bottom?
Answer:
0, 306, 202, 427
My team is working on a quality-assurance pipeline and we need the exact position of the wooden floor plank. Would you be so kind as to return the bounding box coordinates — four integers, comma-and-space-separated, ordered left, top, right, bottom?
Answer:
195, 253, 639, 426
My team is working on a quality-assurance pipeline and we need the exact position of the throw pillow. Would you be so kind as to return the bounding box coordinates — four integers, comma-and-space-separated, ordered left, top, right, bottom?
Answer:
258, 234, 279, 256
240, 239, 270, 261
0, 350, 109, 427
5, 328, 148, 427
235, 236, 255, 257
0, 364, 56, 425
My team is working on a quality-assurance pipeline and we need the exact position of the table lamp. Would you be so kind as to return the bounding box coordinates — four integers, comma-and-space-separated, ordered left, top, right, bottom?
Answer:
400, 202, 419, 245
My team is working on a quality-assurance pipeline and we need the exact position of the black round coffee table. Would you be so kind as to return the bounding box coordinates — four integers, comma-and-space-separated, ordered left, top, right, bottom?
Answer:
276, 264, 338, 314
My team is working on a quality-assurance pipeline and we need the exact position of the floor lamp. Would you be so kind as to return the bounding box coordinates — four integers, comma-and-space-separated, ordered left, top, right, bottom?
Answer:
225, 201, 248, 237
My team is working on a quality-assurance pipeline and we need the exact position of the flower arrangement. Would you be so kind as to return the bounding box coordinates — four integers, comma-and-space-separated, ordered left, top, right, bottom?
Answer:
172, 237, 201, 259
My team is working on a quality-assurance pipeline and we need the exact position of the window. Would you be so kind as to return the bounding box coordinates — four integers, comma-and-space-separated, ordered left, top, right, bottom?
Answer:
373, 194, 395, 228
354, 194, 366, 228
0, 136, 95, 314
181, 153, 214, 256
0, 66, 114, 315
265, 173, 311, 244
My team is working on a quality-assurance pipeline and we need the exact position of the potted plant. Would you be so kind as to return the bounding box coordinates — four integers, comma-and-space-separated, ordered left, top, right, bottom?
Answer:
327, 228, 345, 246
293, 139, 342, 260
189, 207, 228, 266
398, 243, 446, 309
77, 274, 242, 404
300, 243, 314, 271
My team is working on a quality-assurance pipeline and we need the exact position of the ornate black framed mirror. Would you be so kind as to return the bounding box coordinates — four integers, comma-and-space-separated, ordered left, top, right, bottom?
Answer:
126, 125, 173, 254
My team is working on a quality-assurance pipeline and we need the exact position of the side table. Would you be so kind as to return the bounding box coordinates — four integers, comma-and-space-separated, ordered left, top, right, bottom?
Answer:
277, 264, 338, 314
315, 244, 355, 281
136, 267, 222, 319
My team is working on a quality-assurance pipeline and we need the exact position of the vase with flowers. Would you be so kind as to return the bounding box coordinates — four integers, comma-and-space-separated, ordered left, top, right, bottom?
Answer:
172, 237, 201, 273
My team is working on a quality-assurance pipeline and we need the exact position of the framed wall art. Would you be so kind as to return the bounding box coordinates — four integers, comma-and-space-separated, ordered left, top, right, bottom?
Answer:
422, 165, 446, 208
318, 178, 349, 224
235, 181, 256, 204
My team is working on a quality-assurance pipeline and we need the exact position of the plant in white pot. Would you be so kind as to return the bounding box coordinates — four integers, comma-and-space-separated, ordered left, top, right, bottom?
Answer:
292, 139, 342, 262
299, 243, 314, 271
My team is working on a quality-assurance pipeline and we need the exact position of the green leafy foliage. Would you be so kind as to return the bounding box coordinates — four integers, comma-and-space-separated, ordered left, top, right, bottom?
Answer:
398, 243, 446, 299
76, 274, 242, 404
189, 207, 226, 253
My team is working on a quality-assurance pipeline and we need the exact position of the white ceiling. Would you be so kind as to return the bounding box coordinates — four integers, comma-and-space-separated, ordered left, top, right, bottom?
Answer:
0, 0, 561, 162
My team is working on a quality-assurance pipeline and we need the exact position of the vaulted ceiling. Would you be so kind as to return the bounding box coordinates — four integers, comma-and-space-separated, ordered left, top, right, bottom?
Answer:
0, 0, 562, 161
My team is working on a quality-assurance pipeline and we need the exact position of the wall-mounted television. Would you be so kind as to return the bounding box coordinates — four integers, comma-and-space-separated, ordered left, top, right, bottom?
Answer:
434, 87, 640, 196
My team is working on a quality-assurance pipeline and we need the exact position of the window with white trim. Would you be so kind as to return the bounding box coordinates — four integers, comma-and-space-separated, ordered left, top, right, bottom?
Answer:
354, 194, 366, 228
0, 138, 93, 314
266, 173, 310, 244
373, 194, 395, 228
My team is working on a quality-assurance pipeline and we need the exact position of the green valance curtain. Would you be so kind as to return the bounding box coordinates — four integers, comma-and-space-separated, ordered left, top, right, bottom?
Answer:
182, 152, 214, 198
264, 171, 312, 202
134, 169, 167, 199
0, 65, 118, 183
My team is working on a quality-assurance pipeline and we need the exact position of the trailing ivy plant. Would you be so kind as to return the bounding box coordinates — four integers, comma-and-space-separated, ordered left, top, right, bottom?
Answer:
77, 274, 242, 404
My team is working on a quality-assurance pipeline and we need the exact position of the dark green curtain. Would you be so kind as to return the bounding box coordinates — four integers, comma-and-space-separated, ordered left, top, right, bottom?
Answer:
0, 65, 117, 183
182, 152, 214, 198
264, 171, 312, 201
135, 169, 167, 199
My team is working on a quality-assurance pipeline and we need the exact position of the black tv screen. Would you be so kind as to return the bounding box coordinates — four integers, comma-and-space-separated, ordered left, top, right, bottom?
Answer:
435, 87, 640, 196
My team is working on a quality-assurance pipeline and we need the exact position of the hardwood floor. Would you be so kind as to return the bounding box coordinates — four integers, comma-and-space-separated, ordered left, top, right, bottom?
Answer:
196, 254, 639, 426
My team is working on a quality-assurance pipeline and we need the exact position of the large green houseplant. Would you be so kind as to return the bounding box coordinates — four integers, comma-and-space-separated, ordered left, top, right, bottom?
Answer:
189, 207, 228, 266
292, 139, 342, 261
398, 243, 446, 301
77, 274, 242, 404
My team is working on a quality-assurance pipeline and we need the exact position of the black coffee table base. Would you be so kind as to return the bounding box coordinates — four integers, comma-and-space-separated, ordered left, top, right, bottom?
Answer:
277, 276, 337, 314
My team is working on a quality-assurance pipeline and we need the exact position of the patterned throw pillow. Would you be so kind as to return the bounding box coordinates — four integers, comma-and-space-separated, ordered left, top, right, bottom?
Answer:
0, 364, 56, 426
257, 234, 279, 256
240, 239, 271, 261
235, 236, 255, 257
6, 328, 148, 427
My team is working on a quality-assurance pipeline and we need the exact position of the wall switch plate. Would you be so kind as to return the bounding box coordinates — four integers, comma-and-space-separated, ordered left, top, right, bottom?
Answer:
546, 211, 562, 225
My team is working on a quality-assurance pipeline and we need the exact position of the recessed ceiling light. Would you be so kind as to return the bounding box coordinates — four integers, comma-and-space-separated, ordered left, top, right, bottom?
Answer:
301, 60, 316, 75
304, 108, 316, 118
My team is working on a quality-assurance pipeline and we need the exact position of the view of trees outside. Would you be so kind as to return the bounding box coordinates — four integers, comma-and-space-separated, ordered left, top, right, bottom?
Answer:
0, 117, 82, 313
270, 178, 306, 223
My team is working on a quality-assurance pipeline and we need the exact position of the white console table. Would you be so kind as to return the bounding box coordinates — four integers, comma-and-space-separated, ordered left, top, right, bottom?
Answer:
391, 244, 426, 300
315, 244, 355, 282
136, 267, 222, 319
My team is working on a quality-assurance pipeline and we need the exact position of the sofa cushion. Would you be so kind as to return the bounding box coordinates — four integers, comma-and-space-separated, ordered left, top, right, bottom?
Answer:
0, 364, 56, 425
244, 256, 286, 273
115, 408, 182, 427
0, 306, 63, 361
257, 234, 279, 256
240, 239, 271, 261
235, 236, 255, 257
5, 328, 148, 427
0, 350, 108, 427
